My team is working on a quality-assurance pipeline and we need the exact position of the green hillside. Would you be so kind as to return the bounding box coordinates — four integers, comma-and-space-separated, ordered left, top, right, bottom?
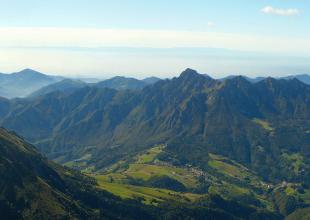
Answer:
1, 128, 284, 219
65, 145, 285, 217
0, 128, 160, 219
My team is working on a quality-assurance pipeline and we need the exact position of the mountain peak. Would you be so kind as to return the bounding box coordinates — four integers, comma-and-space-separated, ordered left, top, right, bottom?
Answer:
95, 76, 147, 90
19, 68, 42, 74
179, 68, 213, 81
224, 75, 251, 87
180, 68, 212, 79
180, 68, 200, 77
12, 68, 48, 78
21, 68, 35, 72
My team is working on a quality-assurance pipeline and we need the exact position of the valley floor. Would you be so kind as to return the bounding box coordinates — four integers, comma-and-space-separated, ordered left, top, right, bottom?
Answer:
62, 145, 310, 219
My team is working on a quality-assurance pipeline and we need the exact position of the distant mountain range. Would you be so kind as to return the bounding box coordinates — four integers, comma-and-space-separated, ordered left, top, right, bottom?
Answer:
0, 68, 309, 99
29, 76, 161, 98
281, 74, 310, 84
222, 74, 310, 84
0, 69, 63, 98
0, 69, 162, 99
28, 79, 88, 98
94, 76, 161, 90
1, 68, 309, 183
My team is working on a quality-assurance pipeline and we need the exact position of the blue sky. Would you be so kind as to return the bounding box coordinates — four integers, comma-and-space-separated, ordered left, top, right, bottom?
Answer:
0, 0, 309, 78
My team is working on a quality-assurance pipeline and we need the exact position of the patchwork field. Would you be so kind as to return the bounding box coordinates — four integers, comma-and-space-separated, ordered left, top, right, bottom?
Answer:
77, 145, 281, 212
62, 144, 310, 215
95, 175, 203, 205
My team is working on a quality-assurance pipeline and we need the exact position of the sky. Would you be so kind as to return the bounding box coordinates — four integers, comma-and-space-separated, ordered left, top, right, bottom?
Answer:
0, 0, 309, 78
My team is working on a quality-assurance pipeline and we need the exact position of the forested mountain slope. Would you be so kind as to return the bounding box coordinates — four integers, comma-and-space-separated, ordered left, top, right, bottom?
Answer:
1, 69, 309, 185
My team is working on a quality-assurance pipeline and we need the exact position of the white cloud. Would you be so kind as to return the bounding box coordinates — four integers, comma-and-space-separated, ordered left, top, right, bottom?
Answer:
261, 6, 299, 16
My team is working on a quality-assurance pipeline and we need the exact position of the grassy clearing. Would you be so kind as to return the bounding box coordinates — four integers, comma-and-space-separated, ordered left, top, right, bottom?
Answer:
208, 153, 259, 184
64, 160, 87, 168
95, 173, 128, 184
282, 153, 304, 174
63, 153, 93, 170
285, 185, 296, 196
124, 163, 198, 188
282, 184, 310, 205
252, 118, 274, 131
103, 145, 164, 173
94, 175, 203, 205
100, 145, 198, 188
286, 187, 310, 205
208, 182, 250, 199
208, 160, 246, 179
136, 145, 164, 164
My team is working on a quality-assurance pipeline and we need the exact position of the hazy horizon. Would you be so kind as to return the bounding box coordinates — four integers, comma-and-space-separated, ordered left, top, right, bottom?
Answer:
1, 64, 309, 81
1, 0, 310, 78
